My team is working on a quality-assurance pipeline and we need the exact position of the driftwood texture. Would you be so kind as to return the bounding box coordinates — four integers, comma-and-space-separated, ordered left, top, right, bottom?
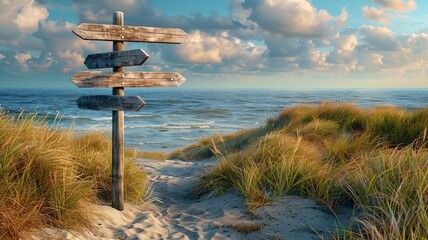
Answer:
73, 23, 189, 44
76, 95, 145, 111
84, 49, 149, 69
71, 71, 186, 88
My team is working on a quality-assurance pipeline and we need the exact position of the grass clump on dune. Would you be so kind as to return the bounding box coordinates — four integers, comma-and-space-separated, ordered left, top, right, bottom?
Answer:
343, 147, 428, 239
133, 151, 167, 160
0, 113, 147, 239
179, 102, 427, 240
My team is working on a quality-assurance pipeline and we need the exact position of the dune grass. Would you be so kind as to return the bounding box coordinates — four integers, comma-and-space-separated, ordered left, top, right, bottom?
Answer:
133, 151, 167, 160
175, 103, 428, 240
0, 113, 147, 239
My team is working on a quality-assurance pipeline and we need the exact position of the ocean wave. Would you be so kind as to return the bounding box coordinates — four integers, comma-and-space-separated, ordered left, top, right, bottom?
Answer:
138, 141, 165, 145
91, 117, 112, 121
172, 108, 230, 116
64, 115, 111, 121
178, 137, 199, 141
125, 114, 160, 120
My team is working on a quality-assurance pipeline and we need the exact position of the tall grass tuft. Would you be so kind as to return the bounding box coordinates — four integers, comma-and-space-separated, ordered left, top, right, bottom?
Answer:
343, 147, 428, 239
0, 113, 146, 239
184, 103, 428, 239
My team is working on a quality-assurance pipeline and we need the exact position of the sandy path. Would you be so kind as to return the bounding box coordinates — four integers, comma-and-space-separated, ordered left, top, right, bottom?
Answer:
34, 158, 352, 239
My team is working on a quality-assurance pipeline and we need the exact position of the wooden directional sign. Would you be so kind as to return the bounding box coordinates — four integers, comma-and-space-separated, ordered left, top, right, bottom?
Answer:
77, 95, 145, 111
84, 49, 149, 69
71, 11, 189, 211
73, 23, 189, 44
71, 71, 186, 88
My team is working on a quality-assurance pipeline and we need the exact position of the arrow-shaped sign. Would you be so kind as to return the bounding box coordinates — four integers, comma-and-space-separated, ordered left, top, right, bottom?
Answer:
73, 23, 189, 44
84, 49, 149, 69
70, 71, 186, 88
77, 95, 145, 111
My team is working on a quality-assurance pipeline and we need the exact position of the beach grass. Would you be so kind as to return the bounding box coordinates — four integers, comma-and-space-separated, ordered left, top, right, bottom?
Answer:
174, 103, 428, 239
0, 113, 147, 239
133, 151, 167, 160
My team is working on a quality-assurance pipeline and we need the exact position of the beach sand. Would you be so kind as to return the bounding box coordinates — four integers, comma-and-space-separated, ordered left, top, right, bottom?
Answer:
33, 158, 353, 239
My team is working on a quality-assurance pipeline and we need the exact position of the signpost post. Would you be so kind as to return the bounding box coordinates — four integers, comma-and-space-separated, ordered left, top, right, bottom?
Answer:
71, 11, 188, 211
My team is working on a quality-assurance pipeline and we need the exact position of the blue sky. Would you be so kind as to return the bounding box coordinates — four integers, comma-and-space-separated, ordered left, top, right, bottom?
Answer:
0, 0, 427, 88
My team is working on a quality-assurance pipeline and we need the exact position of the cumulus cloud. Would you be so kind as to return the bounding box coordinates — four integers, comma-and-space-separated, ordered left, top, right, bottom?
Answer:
13, 1, 49, 34
327, 34, 358, 66
161, 30, 266, 72
242, 0, 347, 38
353, 32, 428, 75
0, 0, 46, 41
46, 0, 240, 35
26, 52, 56, 71
362, 6, 391, 25
14, 52, 32, 71
371, 0, 416, 12
33, 20, 101, 73
359, 25, 401, 51
1, 0, 427, 84
403, 33, 428, 54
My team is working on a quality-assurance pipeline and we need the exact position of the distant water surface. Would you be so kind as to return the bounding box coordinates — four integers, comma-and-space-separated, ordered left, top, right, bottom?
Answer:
0, 88, 426, 151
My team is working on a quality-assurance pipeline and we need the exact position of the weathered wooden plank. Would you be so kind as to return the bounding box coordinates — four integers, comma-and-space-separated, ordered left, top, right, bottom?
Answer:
111, 12, 125, 211
73, 23, 189, 44
70, 71, 186, 88
76, 95, 145, 111
84, 49, 149, 69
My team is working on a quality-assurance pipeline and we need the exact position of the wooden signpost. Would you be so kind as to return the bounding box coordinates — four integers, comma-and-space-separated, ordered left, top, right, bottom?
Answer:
71, 11, 188, 211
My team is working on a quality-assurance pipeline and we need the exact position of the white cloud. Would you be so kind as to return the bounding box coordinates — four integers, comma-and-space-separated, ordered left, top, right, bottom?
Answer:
359, 25, 401, 51
335, 9, 349, 28
371, 0, 416, 12
1, 0, 427, 86
163, 30, 266, 72
353, 32, 428, 76
362, 6, 391, 25
327, 34, 358, 67
57, 50, 84, 73
14, 52, 31, 71
404, 33, 428, 53
13, 1, 49, 34
244, 0, 346, 38
32, 20, 102, 73
27, 52, 56, 72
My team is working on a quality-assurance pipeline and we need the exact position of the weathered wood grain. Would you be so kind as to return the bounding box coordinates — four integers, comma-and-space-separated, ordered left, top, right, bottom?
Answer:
73, 23, 189, 44
84, 49, 149, 69
76, 95, 145, 111
70, 71, 186, 88
111, 11, 125, 211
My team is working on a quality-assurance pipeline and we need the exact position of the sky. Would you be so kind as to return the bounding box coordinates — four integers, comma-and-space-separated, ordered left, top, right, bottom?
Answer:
0, 0, 428, 88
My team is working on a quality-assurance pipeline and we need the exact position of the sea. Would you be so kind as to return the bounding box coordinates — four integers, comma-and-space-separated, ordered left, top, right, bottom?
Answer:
0, 88, 427, 151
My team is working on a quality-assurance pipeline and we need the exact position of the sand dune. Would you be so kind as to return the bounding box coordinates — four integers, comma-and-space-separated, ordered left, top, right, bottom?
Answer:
33, 158, 352, 239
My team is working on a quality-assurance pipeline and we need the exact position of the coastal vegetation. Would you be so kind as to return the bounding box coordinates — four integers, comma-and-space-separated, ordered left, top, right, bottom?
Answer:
0, 113, 147, 239
170, 103, 428, 240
